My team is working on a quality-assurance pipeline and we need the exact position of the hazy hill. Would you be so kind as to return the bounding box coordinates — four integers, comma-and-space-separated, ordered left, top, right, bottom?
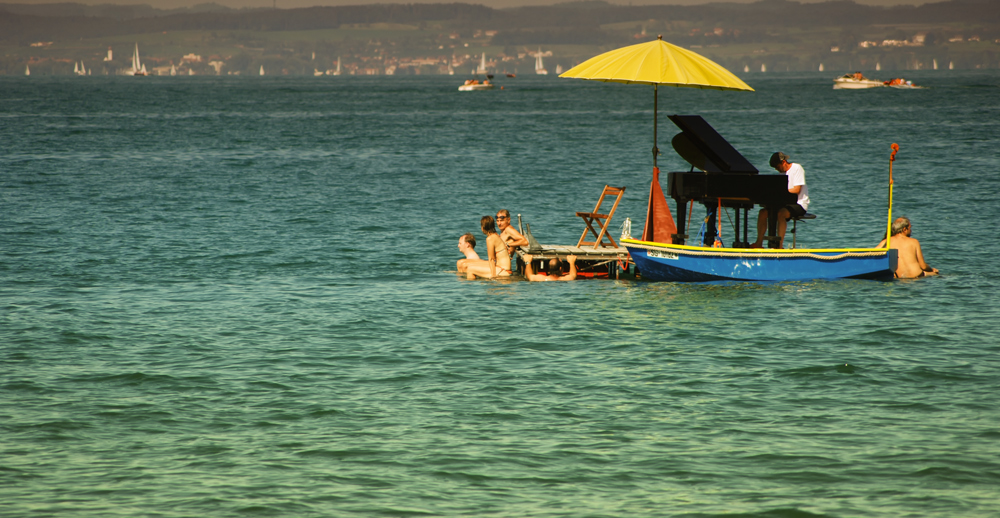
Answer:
2, 0, 998, 45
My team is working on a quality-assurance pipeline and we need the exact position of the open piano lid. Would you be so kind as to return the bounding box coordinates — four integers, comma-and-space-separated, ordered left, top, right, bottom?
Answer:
668, 115, 758, 174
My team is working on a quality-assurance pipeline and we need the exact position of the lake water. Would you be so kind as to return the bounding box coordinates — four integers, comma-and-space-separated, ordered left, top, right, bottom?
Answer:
2, 71, 999, 517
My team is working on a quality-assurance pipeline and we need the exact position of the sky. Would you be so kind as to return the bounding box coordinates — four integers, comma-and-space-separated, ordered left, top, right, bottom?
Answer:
2, 0, 943, 10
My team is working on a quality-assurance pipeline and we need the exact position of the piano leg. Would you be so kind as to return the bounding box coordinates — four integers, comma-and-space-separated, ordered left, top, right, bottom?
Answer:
673, 198, 688, 245
766, 205, 782, 248
733, 209, 740, 248
742, 208, 749, 247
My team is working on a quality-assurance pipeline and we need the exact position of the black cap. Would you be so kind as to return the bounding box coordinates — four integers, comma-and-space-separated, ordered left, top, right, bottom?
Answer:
769, 152, 789, 168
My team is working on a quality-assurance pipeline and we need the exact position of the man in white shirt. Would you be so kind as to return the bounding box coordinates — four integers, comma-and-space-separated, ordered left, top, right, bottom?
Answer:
751, 152, 810, 248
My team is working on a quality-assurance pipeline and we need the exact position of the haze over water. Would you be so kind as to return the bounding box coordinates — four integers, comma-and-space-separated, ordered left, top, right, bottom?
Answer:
2, 72, 999, 517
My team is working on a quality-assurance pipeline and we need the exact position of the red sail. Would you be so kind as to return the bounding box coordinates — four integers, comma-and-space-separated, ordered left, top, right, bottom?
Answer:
641, 167, 677, 243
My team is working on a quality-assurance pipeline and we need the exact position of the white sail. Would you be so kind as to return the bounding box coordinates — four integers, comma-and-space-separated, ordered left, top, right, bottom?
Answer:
535, 48, 548, 75
74, 61, 79, 74
131, 43, 146, 76
478, 53, 487, 74
80, 62, 86, 75
335, 56, 341, 75
25, 65, 30, 76
260, 65, 265, 76
933, 59, 938, 70
171, 64, 177, 76
744, 64, 749, 73
819, 63, 824, 72
876, 62, 881, 71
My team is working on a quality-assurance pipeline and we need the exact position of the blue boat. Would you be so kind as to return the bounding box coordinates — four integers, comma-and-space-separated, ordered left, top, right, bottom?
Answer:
621, 116, 902, 282
623, 241, 897, 282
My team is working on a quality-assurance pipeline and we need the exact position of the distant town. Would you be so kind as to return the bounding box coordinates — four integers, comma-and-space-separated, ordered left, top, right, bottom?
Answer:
5, 0, 1000, 76
30, 40, 560, 78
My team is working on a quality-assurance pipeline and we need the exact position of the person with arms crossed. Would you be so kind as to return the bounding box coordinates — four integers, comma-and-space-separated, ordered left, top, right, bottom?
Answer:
496, 209, 529, 257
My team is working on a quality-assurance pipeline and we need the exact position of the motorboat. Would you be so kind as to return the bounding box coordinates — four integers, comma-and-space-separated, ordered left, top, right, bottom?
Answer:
833, 73, 883, 89
458, 79, 494, 91
885, 78, 925, 89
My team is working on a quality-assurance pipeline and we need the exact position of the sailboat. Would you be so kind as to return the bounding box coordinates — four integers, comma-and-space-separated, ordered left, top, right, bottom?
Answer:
333, 56, 342, 76
819, 63, 824, 72
259, 65, 265, 76
170, 63, 177, 76
535, 48, 548, 75
75, 61, 88, 76
25, 65, 30, 76
761, 63, 766, 72
129, 43, 147, 76
477, 53, 487, 75
743, 64, 749, 73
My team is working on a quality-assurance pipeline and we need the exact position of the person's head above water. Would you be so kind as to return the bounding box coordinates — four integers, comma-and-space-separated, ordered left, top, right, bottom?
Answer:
548, 257, 566, 275
495, 209, 511, 229
891, 216, 911, 236
480, 216, 497, 235
459, 232, 476, 250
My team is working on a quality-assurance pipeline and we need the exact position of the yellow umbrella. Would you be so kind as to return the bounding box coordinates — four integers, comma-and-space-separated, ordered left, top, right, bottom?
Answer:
560, 35, 752, 168
561, 36, 753, 244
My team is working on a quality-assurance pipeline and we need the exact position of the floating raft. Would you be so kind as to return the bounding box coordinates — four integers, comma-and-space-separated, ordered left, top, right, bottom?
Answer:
514, 219, 635, 279
515, 246, 633, 279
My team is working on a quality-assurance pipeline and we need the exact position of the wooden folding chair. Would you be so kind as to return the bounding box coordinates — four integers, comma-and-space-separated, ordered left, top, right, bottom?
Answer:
576, 185, 625, 248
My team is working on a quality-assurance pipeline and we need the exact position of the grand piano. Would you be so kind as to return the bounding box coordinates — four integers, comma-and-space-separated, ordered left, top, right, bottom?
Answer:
665, 115, 797, 248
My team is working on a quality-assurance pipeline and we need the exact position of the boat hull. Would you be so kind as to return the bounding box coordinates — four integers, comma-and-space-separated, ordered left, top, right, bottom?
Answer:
833, 78, 883, 89
458, 84, 494, 91
624, 240, 897, 282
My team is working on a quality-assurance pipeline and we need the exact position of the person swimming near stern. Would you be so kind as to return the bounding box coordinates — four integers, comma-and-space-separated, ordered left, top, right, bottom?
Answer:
878, 216, 938, 279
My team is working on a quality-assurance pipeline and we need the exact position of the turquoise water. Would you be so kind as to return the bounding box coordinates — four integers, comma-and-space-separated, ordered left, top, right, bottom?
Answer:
2, 72, 999, 517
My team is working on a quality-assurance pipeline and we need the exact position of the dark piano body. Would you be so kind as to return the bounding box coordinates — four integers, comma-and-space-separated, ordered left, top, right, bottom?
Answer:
665, 115, 797, 247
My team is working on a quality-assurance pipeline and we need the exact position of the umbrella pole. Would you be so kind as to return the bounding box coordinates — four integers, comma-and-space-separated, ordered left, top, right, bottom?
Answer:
652, 84, 658, 168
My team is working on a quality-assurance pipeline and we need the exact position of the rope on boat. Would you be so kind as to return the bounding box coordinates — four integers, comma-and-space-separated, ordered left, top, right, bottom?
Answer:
627, 243, 887, 260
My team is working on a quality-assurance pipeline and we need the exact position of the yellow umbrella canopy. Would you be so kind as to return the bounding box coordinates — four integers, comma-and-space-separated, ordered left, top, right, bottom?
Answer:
560, 35, 753, 91
561, 36, 752, 168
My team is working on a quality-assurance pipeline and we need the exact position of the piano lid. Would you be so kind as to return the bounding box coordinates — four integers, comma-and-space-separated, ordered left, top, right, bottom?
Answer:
668, 115, 758, 174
